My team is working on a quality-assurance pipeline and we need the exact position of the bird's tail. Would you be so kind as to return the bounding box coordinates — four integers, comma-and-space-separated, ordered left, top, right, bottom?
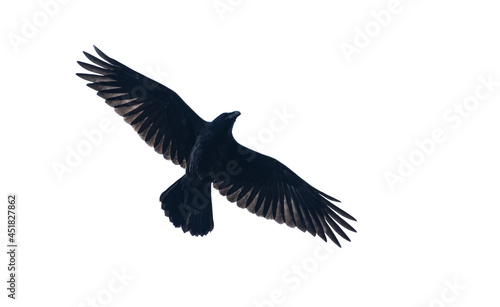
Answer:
160, 175, 214, 236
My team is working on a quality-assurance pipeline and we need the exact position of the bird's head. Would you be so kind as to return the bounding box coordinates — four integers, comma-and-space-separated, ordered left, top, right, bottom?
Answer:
211, 111, 241, 136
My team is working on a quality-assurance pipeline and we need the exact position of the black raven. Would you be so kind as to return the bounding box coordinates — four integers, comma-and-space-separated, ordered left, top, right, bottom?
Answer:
77, 46, 356, 246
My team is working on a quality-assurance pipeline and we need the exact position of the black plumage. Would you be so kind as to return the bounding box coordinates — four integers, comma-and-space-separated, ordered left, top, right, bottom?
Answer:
77, 46, 356, 246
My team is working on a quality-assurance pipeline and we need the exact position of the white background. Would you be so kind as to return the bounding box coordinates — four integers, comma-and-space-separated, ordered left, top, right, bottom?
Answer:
1, 0, 500, 306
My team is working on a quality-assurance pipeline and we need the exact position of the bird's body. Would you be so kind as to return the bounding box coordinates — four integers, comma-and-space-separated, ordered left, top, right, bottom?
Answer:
77, 46, 356, 246
187, 112, 239, 179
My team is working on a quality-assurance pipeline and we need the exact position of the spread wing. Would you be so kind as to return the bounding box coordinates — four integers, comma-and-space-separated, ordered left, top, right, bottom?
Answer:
212, 143, 356, 246
77, 46, 207, 168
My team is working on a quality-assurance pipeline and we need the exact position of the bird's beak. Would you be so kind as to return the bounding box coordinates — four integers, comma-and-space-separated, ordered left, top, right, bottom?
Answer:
229, 111, 241, 120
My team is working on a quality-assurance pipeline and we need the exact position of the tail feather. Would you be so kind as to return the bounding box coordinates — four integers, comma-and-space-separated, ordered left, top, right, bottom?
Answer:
160, 176, 214, 236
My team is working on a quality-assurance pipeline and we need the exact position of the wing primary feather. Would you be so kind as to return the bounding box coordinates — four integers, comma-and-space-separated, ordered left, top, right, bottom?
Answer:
324, 213, 351, 242
77, 61, 113, 75
292, 189, 317, 236
303, 189, 336, 243
318, 213, 341, 247
93, 46, 124, 67
325, 206, 357, 232
97, 91, 128, 100
77, 73, 115, 83
87, 82, 121, 91
314, 188, 341, 202
83, 51, 115, 69
325, 202, 357, 221
289, 186, 316, 236
299, 188, 328, 241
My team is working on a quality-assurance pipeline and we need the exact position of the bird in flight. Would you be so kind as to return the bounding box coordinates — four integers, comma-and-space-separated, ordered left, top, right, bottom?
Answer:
77, 46, 356, 246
